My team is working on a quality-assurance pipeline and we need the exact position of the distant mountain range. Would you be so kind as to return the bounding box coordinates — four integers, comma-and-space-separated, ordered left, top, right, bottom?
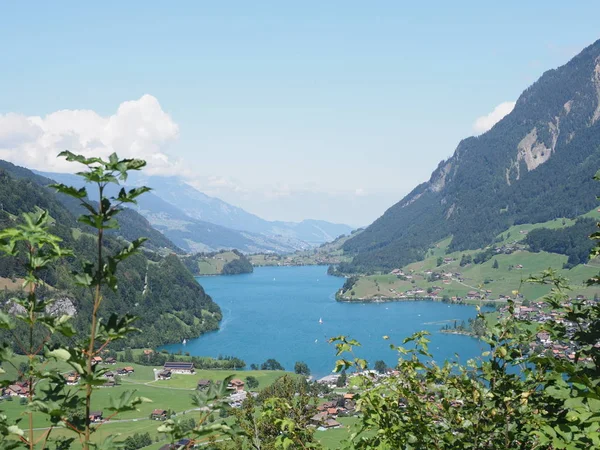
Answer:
339, 39, 600, 273
37, 171, 354, 253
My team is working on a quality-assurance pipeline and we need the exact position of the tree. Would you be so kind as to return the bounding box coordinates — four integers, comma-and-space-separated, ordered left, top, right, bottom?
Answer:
245, 376, 259, 390
436, 256, 443, 267
261, 359, 284, 371
336, 371, 347, 387
374, 360, 387, 374
492, 259, 499, 269
124, 348, 134, 362
294, 361, 310, 376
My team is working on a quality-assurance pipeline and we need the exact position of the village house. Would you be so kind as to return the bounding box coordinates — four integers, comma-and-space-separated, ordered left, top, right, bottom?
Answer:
6, 384, 26, 397
104, 357, 117, 365
101, 380, 116, 388
197, 379, 211, 390
89, 411, 103, 423
151, 409, 168, 420
163, 362, 195, 374
157, 370, 172, 380
65, 372, 80, 385
227, 379, 245, 392
91, 356, 102, 365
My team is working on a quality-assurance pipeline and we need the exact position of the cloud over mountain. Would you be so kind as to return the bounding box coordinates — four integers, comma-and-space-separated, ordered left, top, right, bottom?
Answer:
0, 95, 180, 174
472, 101, 516, 134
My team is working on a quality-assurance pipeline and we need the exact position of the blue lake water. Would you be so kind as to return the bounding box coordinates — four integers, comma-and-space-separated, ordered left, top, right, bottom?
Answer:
161, 266, 489, 378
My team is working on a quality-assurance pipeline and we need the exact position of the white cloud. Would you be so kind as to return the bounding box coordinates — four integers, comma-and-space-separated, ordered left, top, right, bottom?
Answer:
472, 101, 516, 134
355, 188, 366, 196
0, 94, 180, 174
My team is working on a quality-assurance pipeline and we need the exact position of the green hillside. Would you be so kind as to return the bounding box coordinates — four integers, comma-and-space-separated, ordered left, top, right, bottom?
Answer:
337, 211, 600, 303
182, 249, 254, 275
0, 161, 221, 349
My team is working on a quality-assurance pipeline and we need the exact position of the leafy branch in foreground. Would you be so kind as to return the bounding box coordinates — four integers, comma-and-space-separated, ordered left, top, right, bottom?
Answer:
0, 210, 76, 449
51, 151, 151, 449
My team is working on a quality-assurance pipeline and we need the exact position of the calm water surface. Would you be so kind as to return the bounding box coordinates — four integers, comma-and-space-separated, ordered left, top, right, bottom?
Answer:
162, 266, 488, 377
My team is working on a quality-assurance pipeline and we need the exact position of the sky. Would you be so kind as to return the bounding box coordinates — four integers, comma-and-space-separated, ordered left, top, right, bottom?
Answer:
0, 2, 599, 227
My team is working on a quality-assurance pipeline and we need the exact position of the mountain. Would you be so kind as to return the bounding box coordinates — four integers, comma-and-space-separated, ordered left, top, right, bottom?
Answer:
0, 160, 222, 348
131, 175, 355, 245
0, 160, 181, 253
340, 39, 600, 273
39, 171, 354, 252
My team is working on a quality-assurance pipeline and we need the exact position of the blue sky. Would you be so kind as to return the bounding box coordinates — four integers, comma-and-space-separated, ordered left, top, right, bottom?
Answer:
1, 2, 599, 226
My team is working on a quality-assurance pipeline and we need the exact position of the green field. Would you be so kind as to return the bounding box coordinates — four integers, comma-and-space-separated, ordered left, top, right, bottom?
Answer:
192, 251, 240, 275
0, 356, 302, 448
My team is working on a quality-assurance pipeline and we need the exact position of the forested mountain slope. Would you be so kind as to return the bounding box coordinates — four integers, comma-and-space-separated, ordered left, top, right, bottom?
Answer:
0, 160, 180, 253
0, 163, 221, 348
341, 39, 600, 273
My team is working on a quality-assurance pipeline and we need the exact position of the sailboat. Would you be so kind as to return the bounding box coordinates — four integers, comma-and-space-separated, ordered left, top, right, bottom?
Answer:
319, 318, 323, 324
182, 339, 187, 345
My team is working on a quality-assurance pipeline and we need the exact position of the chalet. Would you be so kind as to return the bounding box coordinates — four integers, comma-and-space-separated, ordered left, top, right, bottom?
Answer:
101, 380, 116, 388
91, 356, 102, 365
123, 366, 135, 374
65, 372, 80, 385
227, 379, 245, 392
104, 371, 115, 379
89, 411, 103, 423
310, 412, 328, 425
163, 362, 195, 374
197, 379, 211, 390
6, 384, 26, 397
316, 401, 337, 412
466, 291, 479, 299
157, 370, 172, 380
104, 357, 117, 365
151, 409, 168, 420
322, 418, 342, 429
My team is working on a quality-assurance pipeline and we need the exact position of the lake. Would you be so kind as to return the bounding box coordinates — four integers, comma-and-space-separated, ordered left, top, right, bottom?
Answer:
161, 265, 489, 378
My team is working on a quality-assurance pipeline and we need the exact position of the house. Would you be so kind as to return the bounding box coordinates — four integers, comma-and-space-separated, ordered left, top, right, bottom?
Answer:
151, 409, 168, 420
157, 370, 172, 380
197, 379, 211, 390
123, 366, 135, 374
104, 371, 115, 379
163, 362, 195, 374
322, 418, 342, 429
104, 357, 117, 365
227, 379, 245, 392
101, 380, 116, 388
65, 372, 80, 385
89, 411, 103, 422
92, 356, 102, 365
6, 384, 26, 397
310, 412, 328, 425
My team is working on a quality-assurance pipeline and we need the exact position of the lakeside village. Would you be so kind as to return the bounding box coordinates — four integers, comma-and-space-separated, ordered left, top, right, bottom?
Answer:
501, 299, 596, 364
